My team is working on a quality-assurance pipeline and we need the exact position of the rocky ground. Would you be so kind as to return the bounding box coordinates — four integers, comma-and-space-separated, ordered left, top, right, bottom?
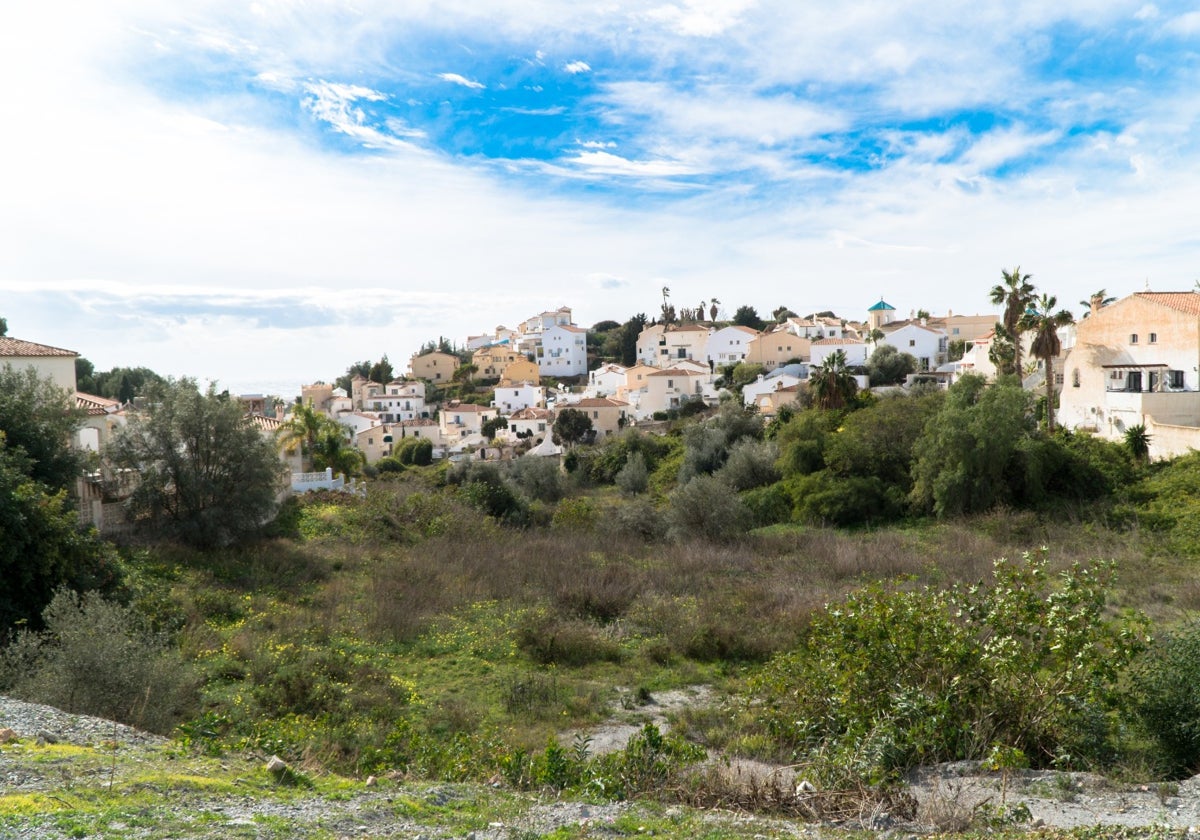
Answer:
4, 694, 1200, 838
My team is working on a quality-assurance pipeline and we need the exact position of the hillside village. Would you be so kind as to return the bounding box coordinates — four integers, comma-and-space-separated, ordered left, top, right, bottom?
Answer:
7, 288, 1200, 533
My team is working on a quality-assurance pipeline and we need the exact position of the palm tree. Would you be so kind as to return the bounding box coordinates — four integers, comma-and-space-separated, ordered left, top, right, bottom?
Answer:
312, 424, 366, 478
1125, 424, 1151, 462
990, 266, 1036, 378
1019, 293, 1075, 432
1079, 289, 1116, 318
809, 349, 858, 410
276, 401, 326, 471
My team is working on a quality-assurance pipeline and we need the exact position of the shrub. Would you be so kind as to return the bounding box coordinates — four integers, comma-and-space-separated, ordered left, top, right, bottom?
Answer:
608, 501, 666, 542
516, 611, 623, 666
741, 483, 792, 527
552, 497, 598, 531
375, 456, 406, 474
615, 451, 650, 495
1128, 622, 1200, 776
718, 438, 780, 491
751, 552, 1146, 782
666, 474, 750, 542
555, 562, 642, 623
509, 456, 564, 503
788, 471, 902, 527
0, 589, 199, 734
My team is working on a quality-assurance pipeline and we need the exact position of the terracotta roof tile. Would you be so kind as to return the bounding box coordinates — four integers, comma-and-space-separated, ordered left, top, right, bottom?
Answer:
75, 392, 122, 415
1135, 292, 1200, 316
570, 397, 629, 408
0, 337, 77, 357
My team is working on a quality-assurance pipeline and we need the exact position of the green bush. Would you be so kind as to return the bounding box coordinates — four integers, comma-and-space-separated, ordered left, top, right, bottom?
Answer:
718, 438, 780, 491
788, 471, 902, 527
615, 451, 650, 495
666, 474, 750, 542
509, 456, 564, 502
751, 552, 1146, 782
0, 589, 199, 734
1128, 622, 1200, 776
741, 483, 792, 527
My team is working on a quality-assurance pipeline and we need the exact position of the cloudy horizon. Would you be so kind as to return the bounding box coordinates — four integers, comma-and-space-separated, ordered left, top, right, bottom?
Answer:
3, 1, 1198, 387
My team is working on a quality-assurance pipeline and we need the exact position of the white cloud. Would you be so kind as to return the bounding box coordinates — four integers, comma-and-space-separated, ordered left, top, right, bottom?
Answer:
564, 60, 591, 73
1165, 11, 1200, 34
438, 72, 486, 89
597, 81, 846, 143
643, 0, 756, 37
1134, 4, 1159, 20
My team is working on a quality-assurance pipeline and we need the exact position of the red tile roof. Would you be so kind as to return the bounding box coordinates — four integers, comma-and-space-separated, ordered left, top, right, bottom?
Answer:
0, 337, 77, 357
1135, 292, 1200, 316
75, 392, 122, 415
571, 397, 629, 408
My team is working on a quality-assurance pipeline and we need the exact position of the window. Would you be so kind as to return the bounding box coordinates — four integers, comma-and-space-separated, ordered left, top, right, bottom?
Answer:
1171, 370, 1185, 389
1072, 369, 1080, 388
1054, 373, 1064, 386
909, 339, 916, 347
1130, 334, 1139, 344
1149, 333, 1158, 344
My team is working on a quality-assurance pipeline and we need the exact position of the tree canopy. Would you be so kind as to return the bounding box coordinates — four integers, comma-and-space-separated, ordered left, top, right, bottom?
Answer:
0, 364, 85, 492
732, 305, 766, 331
110, 379, 285, 548
552, 408, 594, 447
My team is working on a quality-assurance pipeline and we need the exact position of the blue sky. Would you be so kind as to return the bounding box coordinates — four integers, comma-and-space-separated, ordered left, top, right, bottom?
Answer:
2, 0, 1199, 391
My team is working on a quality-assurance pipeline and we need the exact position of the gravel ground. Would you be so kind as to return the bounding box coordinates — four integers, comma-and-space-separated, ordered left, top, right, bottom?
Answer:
7, 695, 1200, 837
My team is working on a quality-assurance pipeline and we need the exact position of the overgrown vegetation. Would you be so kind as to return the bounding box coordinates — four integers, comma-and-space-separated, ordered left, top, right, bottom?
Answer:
11, 359, 1200, 822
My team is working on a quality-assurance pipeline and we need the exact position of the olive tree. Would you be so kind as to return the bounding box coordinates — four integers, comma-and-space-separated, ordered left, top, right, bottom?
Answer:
110, 379, 285, 548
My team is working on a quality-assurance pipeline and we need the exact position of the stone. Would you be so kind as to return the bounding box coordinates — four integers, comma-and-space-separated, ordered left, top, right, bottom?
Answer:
0, 728, 17, 743
266, 755, 289, 775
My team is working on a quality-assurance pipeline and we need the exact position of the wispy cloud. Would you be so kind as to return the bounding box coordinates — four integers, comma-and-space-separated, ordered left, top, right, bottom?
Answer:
563, 60, 591, 74
438, 72, 485, 89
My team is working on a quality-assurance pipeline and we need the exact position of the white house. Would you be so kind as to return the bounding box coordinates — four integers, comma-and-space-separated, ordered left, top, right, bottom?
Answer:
880, 322, 949, 371
504, 406, 553, 442
587, 363, 628, 397
537, 324, 588, 377
492, 383, 546, 414
706, 325, 759, 369
809, 337, 869, 367
355, 379, 429, 422
0, 336, 78, 392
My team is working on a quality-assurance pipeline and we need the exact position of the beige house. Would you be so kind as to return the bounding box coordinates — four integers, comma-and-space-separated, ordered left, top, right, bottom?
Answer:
748, 327, 809, 370
643, 367, 710, 415
472, 345, 522, 381
636, 324, 710, 367
568, 397, 629, 439
439, 400, 500, 444
354, 424, 397, 464
499, 358, 540, 386
409, 351, 461, 383
396, 418, 445, 448
0, 336, 78, 391
752, 383, 803, 418
1059, 291, 1200, 458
